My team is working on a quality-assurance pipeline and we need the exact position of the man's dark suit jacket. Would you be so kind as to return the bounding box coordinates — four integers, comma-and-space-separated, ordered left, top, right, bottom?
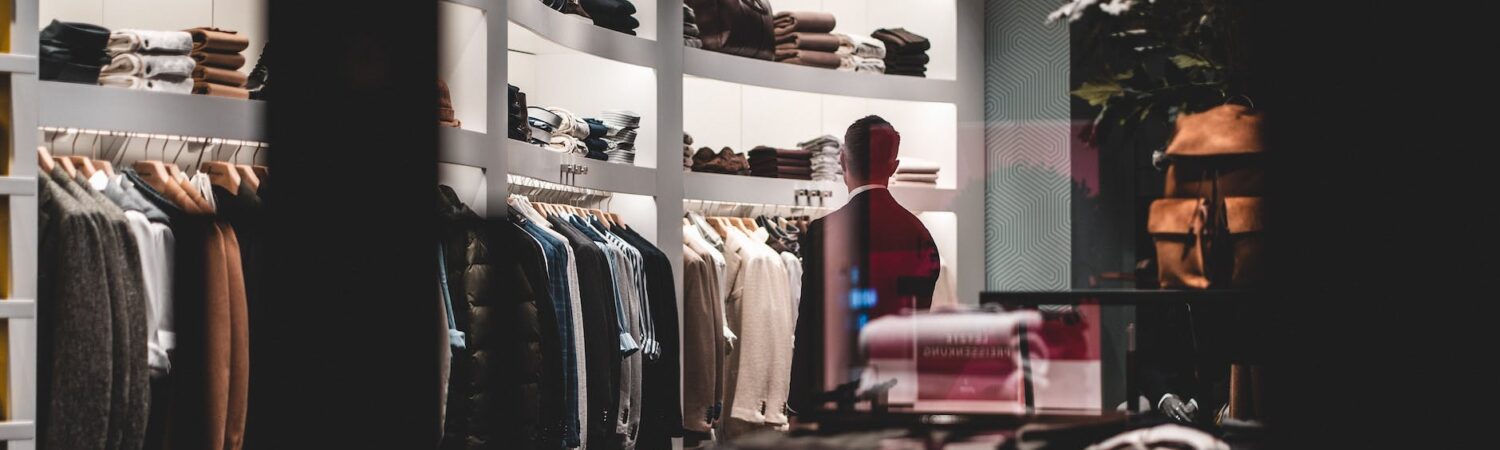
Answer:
789, 187, 941, 415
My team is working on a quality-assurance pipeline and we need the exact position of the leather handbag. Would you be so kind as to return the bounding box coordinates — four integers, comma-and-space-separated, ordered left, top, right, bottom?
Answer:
1163, 103, 1266, 197
1147, 196, 1264, 289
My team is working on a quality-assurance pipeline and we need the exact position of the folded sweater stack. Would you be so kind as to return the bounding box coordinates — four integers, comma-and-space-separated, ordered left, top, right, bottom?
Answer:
691, 147, 750, 175
98, 29, 195, 94
508, 84, 529, 141
833, 33, 887, 74
598, 110, 641, 164
798, 135, 843, 182
40, 20, 111, 84
772, 11, 841, 70
872, 28, 930, 77
579, 0, 641, 35
893, 157, 941, 187
186, 27, 251, 99
749, 147, 813, 180
439, 80, 461, 128
684, 5, 703, 48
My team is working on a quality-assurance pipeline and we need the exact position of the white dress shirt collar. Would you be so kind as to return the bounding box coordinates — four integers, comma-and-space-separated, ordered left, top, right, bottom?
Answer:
848, 184, 888, 197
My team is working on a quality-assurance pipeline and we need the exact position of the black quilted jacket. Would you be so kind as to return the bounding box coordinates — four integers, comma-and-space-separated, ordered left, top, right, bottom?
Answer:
437, 187, 561, 450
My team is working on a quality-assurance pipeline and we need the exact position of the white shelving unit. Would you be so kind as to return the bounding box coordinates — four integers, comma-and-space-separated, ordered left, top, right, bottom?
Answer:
38, 82, 268, 142
683, 47, 962, 103
509, 0, 660, 68
507, 140, 659, 196
7, 1, 985, 449
677, 1, 986, 303
5, 0, 43, 448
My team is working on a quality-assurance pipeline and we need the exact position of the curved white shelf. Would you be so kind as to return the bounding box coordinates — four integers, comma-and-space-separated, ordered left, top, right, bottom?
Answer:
438, 127, 496, 168
684, 171, 844, 207
683, 48, 960, 103
507, 139, 657, 196
509, 0, 658, 68
0, 54, 37, 74
38, 81, 266, 142
684, 171, 957, 212
890, 185, 958, 213
440, 0, 492, 10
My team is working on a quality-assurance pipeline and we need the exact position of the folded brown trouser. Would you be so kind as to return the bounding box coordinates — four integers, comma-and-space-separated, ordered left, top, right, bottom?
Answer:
750, 156, 813, 167
193, 66, 248, 87
774, 32, 841, 52
194, 81, 250, 99
192, 51, 246, 70
186, 27, 250, 53
773, 11, 836, 35
748, 147, 813, 159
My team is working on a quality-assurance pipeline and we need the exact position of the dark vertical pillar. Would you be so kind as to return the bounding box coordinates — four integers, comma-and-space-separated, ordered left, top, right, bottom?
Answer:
257, 2, 439, 449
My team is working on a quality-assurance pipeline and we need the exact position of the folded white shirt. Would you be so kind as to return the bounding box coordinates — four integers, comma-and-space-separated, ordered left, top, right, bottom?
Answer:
107, 29, 193, 55
897, 157, 942, 174
834, 33, 887, 59
894, 173, 939, 183
98, 74, 193, 94
100, 53, 196, 79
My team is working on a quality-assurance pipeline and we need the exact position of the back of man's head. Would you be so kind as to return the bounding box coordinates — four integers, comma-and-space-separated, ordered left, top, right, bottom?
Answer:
843, 115, 901, 185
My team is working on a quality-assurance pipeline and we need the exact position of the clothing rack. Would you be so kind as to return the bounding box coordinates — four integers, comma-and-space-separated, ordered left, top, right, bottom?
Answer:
508, 174, 614, 208
39, 126, 270, 169
682, 198, 832, 220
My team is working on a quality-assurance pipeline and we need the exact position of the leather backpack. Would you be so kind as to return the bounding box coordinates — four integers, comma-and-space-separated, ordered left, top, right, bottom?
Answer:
1149, 103, 1266, 289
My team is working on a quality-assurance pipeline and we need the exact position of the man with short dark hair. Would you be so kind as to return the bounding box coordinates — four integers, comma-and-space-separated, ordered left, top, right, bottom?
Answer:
788, 115, 941, 415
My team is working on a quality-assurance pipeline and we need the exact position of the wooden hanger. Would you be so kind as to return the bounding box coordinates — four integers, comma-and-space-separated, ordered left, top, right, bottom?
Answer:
708, 217, 729, 239
609, 213, 624, 228
590, 209, 613, 228
95, 160, 116, 176
54, 157, 78, 178
64, 156, 98, 178
38, 146, 56, 172
252, 165, 269, 180
236, 165, 261, 192
165, 163, 184, 181
133, 160, 174, 192
200, 161, 242, 195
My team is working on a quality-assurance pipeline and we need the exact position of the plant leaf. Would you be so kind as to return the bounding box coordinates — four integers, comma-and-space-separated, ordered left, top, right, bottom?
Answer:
1171, 54, 1212, 69
1073, 81, 1124, 107
1112, 69, 1135, 81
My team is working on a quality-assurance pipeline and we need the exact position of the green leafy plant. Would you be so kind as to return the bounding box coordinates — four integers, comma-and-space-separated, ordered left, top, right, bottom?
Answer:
1051, 0, 1248, 146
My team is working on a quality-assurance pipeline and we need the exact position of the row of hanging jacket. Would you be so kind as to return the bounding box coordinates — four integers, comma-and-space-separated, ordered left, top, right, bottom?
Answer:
433, 184, 680, 450
36, 143, 265, 450
680, 210, 809, 444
